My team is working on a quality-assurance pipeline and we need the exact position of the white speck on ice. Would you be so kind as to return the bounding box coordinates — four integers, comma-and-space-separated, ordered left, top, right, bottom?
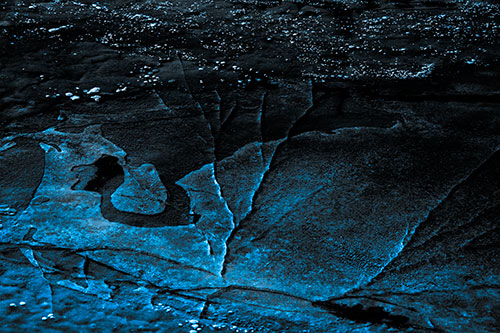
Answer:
87, 87, 101, 94
48, 25, 71, 33
91, 95, 101, 102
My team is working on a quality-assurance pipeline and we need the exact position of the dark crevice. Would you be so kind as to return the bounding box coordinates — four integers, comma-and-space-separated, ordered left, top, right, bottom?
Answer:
220, 83, 315, 277
192, 213, 201, 224
82, 255, 90, 277
22, 227, 37, 242
78, 155, 190, 227
199, 300, 211, 319
313, 301, 411, 329
207, 240, 215, 256
84, 155, 123, 192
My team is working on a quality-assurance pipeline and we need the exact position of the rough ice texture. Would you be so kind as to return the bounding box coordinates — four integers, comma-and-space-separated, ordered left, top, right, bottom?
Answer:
111, 163, 168, 215
1, 127, 225, 284
2, 0, 500, 331
222, 127, 497, 300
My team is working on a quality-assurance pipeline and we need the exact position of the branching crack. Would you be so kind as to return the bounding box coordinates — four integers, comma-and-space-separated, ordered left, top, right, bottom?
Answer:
360, 148, 500, 289
220, 80, 314, 277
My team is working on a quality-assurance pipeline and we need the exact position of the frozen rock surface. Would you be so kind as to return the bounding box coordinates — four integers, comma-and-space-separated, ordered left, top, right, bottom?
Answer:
111, 163, 168, 215
1, 0, 500, 331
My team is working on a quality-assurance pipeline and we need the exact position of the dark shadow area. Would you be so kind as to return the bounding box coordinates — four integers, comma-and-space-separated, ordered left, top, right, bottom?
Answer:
314, 301, 411, 329
82, 155, 191, 227
84, 156, 123, 192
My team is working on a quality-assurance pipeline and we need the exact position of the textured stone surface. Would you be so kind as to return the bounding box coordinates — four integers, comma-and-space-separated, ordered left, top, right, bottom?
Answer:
111, 163, 168, 215
1, 0, 500, 331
